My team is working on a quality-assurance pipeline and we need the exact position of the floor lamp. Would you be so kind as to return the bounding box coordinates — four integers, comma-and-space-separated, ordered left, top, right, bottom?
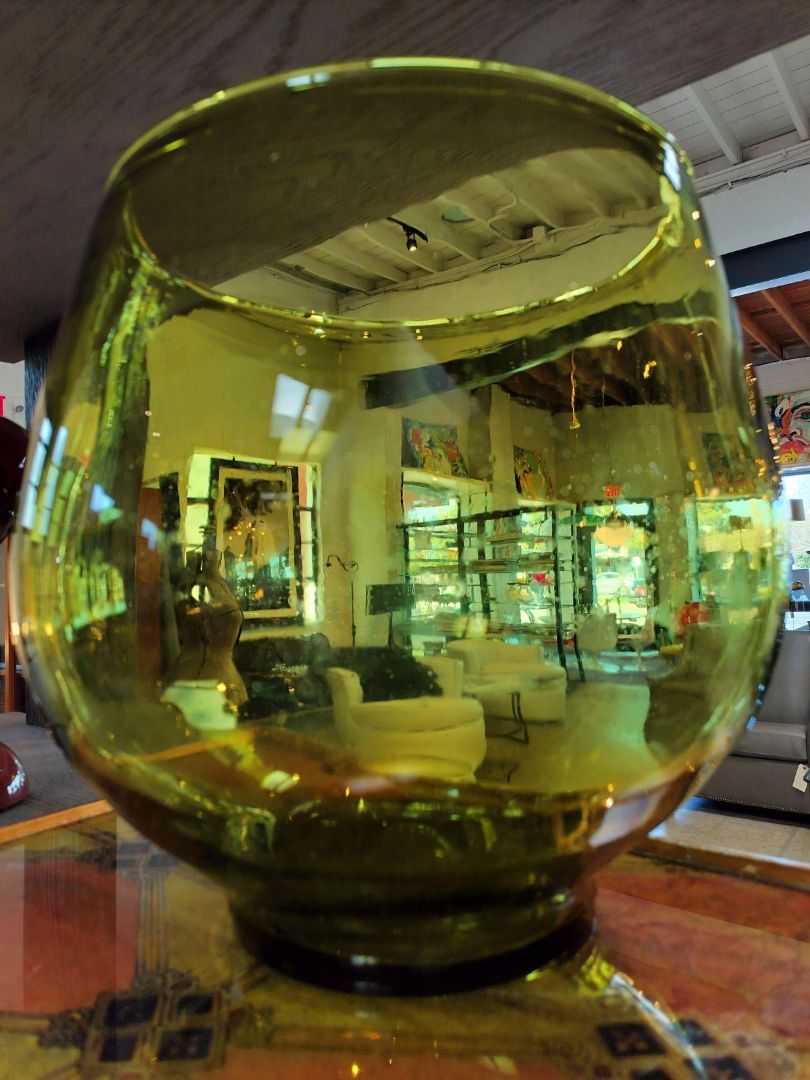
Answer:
366, 583, 413, 647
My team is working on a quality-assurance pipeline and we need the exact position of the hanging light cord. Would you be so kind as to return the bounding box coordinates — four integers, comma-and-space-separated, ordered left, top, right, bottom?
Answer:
569, 352, 580, 430
601, 375, 615, 485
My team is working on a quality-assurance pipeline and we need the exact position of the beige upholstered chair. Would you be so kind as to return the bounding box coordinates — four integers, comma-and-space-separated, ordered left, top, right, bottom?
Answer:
325, 667, 486, 782
420, 654, 465, 696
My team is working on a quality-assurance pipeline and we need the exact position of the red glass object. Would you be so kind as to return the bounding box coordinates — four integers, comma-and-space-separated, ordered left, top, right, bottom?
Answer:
1, 416, 29, 809
0, 741, 29, 809
0, 416, 27, 543
677, 601, 710, 635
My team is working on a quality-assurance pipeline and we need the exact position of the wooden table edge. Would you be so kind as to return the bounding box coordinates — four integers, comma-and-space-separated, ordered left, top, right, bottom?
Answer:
0, 799, 112, 846
631, 834, 810, 890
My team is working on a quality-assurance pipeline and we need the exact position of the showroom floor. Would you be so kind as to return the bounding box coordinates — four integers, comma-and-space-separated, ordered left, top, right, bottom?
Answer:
650, 796, 810, 864
2, 708, 808, 865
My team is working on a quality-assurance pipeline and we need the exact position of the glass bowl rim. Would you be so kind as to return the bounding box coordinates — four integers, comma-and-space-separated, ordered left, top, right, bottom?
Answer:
107, 55, 692, 338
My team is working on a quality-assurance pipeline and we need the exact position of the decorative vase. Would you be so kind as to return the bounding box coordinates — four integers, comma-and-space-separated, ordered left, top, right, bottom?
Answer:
0, 741, 28, 809
11, 59, 781, 993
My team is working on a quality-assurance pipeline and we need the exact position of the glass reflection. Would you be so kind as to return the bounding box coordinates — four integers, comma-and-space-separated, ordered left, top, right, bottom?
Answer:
12, 60, 781, 980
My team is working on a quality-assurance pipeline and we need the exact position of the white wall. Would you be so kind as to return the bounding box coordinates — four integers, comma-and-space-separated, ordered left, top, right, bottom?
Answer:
754, 356, 810, 397
701, 163, 810, 258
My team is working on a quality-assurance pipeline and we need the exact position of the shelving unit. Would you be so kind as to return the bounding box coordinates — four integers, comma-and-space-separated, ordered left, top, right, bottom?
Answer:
400, 473, 582, 675
464, 503, 582, 674
400, 471, 487, 642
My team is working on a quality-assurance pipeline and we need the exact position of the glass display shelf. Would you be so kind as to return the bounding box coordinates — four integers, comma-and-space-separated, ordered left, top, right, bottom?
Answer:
400, 486, 581, 673
466, 558, 555, 573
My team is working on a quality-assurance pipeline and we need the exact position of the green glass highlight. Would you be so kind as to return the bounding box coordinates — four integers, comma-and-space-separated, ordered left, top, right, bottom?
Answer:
12, 59, 781, 990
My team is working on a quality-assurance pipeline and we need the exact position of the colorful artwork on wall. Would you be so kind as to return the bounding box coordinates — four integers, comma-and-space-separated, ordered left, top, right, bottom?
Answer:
765, 391, 810, 467
514, 446, 550, 500
702, 432, 750, 491
402, 420, 469, 477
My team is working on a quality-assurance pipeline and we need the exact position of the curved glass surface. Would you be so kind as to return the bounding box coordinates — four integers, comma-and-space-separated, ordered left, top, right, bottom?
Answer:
12, 59, 782, 977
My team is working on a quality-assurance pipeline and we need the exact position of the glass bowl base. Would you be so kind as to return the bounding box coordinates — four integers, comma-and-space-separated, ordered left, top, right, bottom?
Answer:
230, 902, 594, 996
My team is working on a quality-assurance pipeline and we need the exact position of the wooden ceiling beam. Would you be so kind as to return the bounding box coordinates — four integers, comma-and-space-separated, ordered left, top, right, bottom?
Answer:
317, 238, 408, 284
504, 372, 566, 407
525, 355, 642, 408
737, 307, 782, 359
490, 170, 567, 229
524, 365, 575, 407
526, 364, 571, 393
686, 81, 742, 164
357, 223, 441, 274
762, 288, 810, 349
279, 253, 373, 293
437, 191, 523, 244
766, 48, 810, 141
600, 375, 635, 406
398, 206, 480, 262
531, 153, 611, 220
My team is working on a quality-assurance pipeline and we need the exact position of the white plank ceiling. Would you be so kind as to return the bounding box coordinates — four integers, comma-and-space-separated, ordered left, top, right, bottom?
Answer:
640, 34, 810, 171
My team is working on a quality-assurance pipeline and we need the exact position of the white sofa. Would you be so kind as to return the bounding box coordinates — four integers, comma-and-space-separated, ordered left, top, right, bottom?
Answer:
446, 640, 567, 724
446, 640, 553, 682
325, 667, 486, 783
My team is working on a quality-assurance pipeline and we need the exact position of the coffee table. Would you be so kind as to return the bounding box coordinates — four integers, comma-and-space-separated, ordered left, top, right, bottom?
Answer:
465, 669, 567, 743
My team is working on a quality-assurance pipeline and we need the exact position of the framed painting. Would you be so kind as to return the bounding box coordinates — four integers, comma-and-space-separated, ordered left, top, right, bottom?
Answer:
210, 461, 300, 620
764, 391, 810, 467
402, 419, 469, 477
702, 432, 750, 491
514, 446, 550, 500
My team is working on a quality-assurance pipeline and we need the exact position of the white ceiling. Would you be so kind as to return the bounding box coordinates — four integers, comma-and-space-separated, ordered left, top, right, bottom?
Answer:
228, 37, 810, 309
640, 35, 810, 175
235, 149, 661, 309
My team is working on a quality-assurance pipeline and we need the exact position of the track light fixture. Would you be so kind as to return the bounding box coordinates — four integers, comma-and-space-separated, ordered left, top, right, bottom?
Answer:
387, 217, 428, 253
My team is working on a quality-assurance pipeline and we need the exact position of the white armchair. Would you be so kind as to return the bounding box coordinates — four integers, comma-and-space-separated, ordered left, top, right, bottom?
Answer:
325, 667, 486, 783
420, 654, 465, 696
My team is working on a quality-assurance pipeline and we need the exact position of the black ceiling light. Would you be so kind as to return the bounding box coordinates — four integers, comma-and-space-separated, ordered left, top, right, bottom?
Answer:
387, 217, 428, 253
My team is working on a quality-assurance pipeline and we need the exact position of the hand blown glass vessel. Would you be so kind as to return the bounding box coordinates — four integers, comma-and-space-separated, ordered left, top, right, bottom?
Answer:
13, 59, 782, 993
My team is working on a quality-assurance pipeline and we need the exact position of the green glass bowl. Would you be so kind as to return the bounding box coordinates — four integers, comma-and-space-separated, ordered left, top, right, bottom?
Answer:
12, 58, 781, 993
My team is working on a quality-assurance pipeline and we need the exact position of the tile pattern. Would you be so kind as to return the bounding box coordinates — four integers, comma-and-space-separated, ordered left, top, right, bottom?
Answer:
1, 816, 809, 1076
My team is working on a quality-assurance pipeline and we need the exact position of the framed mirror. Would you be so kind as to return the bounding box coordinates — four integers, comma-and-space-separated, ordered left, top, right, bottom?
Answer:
210, 459, 300, 620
